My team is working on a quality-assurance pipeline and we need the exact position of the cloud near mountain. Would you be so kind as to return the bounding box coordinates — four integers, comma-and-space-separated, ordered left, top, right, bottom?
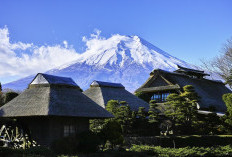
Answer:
3, 28, 198, 92
0, 26, 79, 82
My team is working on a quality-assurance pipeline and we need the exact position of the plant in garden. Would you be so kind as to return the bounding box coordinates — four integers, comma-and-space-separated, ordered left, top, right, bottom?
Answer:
165, 85, 199, 134
222, 93, 232, 133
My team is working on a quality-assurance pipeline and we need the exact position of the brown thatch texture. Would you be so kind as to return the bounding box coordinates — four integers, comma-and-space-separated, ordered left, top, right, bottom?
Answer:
0, 74, 113, 118
84, 81, 149, 111
136, 69, 232, 112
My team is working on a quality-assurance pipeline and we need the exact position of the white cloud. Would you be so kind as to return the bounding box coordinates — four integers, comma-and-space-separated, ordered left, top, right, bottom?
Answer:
0, 26, 79, 82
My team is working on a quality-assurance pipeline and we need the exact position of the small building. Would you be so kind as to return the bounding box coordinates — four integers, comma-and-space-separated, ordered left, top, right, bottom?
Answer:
83, 80, 149, 111
0, 73, 113, 146
135, 65, 232, 113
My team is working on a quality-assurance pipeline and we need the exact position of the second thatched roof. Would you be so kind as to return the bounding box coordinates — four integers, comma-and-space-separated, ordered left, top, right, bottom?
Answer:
83, 80, 149, 111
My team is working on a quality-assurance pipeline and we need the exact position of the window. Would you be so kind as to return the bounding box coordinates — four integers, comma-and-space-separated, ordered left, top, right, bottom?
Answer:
162, 93, 170, 101
64, 125, 76, 137
151, 93, 170, 102
151, 93, 162, 102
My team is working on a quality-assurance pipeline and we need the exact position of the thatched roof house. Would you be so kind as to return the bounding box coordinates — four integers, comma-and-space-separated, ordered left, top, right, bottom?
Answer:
83, 80, 149, 111
135, 65, 232, 112
0, 73, 113, 146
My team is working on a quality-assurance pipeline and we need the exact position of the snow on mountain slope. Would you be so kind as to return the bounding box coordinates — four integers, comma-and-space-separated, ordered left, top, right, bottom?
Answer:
3, 34, 197, 92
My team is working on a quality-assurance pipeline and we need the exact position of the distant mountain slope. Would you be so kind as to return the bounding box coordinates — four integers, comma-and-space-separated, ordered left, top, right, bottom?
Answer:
4, 35, 197, 92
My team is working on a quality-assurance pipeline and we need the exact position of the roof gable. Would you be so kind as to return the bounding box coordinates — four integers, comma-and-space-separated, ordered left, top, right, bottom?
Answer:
30, 73, 78, 87
149, 75, 172, 87
91, 80, 124, 88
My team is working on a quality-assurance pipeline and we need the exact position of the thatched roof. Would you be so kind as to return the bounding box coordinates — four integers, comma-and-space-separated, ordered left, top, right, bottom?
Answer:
174, 65, 210, 77
0, 74, 113, 118
136, 69, 232, 112
83, 80, 149, 111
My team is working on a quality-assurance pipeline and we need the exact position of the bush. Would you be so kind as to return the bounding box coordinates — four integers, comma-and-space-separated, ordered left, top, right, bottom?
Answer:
130, 145, 232, 156
125, 135, 232, 148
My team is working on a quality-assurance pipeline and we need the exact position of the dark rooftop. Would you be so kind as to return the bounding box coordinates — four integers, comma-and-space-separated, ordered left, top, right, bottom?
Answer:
30, 73, 78, 87
174, 65, 210, 77
90, 80, 125, 88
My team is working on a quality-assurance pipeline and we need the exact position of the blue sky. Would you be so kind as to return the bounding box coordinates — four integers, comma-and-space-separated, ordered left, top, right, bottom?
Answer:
0, 0, 232, 83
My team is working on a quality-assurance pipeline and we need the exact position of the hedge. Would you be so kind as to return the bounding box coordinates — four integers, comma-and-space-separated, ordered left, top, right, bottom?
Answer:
125, 135, 232, 148
130, 145, 232, 157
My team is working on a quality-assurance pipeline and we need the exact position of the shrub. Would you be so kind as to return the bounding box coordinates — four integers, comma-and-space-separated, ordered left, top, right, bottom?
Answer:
130, 145, 232, 156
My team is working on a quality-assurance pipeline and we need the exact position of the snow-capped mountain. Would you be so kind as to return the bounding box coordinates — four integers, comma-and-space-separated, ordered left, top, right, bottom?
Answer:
3, 35, 197, 92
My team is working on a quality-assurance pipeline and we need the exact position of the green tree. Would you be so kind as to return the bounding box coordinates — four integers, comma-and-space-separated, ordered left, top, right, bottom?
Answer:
90, 119, 105, 133
116, 103, 133, 134
100, 119, 124, 149
179, 85, 199, 133
222, 93, 232, 133
164, 93, 183, 134
4, 91, 19, 104
105, 100, 120, 115
136, 107, 148, 135
148, 100, 160, 135
204, 112, 221, 135
90, 100, 125, 149
148, 100, 159, 124
165, 85, 199, 134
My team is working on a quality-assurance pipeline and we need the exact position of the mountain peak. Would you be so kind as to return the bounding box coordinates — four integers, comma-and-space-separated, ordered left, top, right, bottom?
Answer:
58, 34, 191, 70
4, 34, 196, 92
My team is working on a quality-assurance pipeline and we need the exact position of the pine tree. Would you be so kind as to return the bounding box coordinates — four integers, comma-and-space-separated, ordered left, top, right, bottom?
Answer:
116, 104, 133, 134
222, 93, 232, 133
105, 100, 120, 115
137, 107, 148, 135
164, 93, 183, 134
148, 100, 159, 124
165, 85, 199, 134
180, 85, 199, 133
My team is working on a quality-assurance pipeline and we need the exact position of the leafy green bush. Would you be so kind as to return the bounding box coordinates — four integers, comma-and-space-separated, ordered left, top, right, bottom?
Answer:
125, 135, 232, 148
130, 145, 232, 156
